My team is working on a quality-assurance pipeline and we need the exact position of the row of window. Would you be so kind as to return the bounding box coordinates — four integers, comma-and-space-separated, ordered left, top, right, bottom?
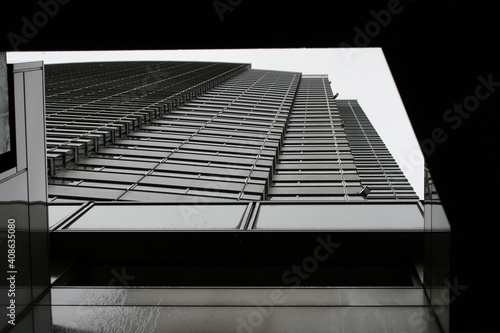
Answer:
336, 100, 418, 200
45, 62, 251, 177
48, 68, 303, 201
267, 77, 359, 201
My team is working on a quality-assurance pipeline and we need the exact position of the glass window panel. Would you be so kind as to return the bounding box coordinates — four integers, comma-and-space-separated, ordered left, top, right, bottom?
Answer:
254, 203, 423, 230
49, 204, 84, 228
68, 204, 248, 230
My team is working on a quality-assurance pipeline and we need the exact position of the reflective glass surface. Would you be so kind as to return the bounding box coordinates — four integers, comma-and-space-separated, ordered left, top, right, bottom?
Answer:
0, 52, 11, 157
48, 205, 83, 228
67, 204, 248, 230
48, 304, 443, 333
254, 203, 423, 230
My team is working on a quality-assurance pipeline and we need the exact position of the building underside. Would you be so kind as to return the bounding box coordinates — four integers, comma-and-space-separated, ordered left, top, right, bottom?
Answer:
1, 59, 450, 332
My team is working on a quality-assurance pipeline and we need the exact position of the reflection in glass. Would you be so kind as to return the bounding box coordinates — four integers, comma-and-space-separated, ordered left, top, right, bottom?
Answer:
423, 168, 451, 333
255, 203, 423, 230
49, 205, 84, 228
0, 52, 10, 155
67, 204, 248, 230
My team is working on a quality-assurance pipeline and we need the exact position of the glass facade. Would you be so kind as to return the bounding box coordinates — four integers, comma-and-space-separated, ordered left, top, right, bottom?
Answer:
0, 52, 10, 156
254, 202, 423, 230
58, 203, 250, 230
337, 100, 418, 200
0, 60, 51, 332
0, 58, 449, 332
44, 62, 249, 177
44, 63, 418, 203
0, 52, 16, 173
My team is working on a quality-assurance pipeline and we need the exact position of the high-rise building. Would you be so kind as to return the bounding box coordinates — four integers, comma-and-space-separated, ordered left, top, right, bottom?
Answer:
44, 62, 418, 202
1, 58, 450, 333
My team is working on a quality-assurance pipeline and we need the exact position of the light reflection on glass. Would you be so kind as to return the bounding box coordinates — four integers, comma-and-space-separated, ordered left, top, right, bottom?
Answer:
255, 203, 423, 230
68, 204, 248, 230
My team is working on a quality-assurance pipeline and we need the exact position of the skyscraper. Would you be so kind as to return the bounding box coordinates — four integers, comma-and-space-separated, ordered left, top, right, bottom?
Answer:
44, 61, 418, 202
1, 58, 449, 332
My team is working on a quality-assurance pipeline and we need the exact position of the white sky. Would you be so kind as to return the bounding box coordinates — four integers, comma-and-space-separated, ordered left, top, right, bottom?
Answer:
7, 48, 424, 199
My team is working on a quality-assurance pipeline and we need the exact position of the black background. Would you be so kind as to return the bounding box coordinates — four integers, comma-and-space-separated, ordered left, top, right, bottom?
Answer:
1, 0, 498, 330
